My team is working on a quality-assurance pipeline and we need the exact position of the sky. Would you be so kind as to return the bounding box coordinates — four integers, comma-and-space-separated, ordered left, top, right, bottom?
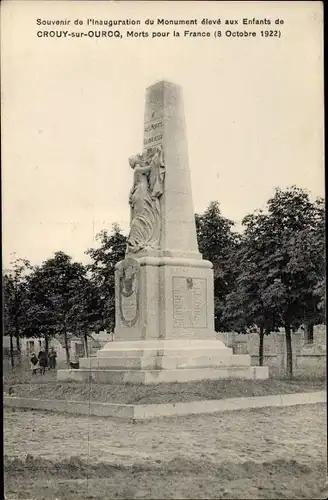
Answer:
1, 1, 324, 268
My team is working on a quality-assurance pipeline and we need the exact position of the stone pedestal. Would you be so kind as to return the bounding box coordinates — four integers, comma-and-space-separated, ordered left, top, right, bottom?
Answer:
57, 339, 268, 384
57, 80, 269, 384
114, 256, 215, 341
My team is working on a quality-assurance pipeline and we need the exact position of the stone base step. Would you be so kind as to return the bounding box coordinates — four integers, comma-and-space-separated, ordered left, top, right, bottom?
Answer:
57, 366, 269, 384
98, 339, 232, 357
79, 354, 251, 370
96, 348, 233, 358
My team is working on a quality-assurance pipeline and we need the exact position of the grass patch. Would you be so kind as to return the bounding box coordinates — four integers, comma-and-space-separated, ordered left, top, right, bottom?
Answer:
4, 377, 326, 405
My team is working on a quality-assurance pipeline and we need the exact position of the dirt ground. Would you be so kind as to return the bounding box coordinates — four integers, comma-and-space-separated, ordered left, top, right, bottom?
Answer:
4, 373, 326, 404
4, 403, 327, 499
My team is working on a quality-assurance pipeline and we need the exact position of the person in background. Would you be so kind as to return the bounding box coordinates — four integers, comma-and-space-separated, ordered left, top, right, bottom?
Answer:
38, 350, 47, 375
48, 346, 57, 370
30, 353, 39, 375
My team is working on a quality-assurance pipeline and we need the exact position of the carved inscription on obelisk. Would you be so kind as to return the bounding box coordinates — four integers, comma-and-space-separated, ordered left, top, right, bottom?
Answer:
172, 277, 207, 329
143, 118, 164, 152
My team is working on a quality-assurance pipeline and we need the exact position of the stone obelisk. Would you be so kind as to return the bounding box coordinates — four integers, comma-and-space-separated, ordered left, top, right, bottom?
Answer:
57, 81, 269, 384
114, 81, 215, 342
142, 81, 200, 259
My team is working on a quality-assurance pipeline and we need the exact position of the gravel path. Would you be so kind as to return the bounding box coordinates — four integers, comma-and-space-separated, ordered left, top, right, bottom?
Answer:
4, 403, 327, 499
5, 403, 327, 466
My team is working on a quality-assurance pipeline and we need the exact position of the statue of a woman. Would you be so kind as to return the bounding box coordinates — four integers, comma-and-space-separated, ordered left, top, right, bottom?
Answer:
127, 145, 165, 253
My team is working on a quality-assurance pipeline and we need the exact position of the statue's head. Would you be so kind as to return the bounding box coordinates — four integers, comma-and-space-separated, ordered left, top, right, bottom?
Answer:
129, 154, 143, 169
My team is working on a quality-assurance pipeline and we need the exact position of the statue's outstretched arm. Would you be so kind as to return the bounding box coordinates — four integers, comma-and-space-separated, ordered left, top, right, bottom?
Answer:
134, 164, 152, 174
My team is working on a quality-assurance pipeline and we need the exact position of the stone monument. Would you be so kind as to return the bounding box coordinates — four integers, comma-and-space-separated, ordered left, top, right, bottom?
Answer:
58, 81, 268, 384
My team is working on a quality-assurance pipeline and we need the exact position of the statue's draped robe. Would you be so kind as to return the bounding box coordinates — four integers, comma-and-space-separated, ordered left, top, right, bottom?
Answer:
127, 148, 165, 252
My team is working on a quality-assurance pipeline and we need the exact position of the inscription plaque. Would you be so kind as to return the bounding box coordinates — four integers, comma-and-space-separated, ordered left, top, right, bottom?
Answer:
173, 277, 207, 328
118, 258, 140, 327
143, 116, 164, 150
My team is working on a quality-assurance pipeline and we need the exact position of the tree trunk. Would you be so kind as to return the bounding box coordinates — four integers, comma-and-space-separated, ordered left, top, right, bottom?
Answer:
285, 324, 293, 378
84, 333, 89, 358
9, 333, 15, 369
63, 329, 70, 367
15, 332, 21, 365
45, 335, 49, 356
14, 287, 21, 365
259, 326, 264, 366
44, 335, 49, 369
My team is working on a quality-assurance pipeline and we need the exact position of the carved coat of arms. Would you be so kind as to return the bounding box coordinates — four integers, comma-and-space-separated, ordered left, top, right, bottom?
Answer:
117, 258, 140, 327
